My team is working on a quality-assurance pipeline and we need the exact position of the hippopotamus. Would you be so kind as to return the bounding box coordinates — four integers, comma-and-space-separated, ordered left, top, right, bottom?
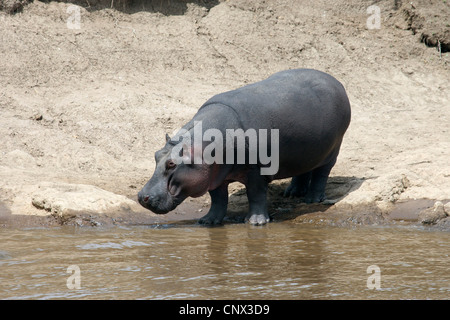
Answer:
138, 69, 351, 225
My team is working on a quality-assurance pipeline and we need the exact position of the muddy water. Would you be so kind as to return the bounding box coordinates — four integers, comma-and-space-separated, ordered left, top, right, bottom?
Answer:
0, 222, 449, 300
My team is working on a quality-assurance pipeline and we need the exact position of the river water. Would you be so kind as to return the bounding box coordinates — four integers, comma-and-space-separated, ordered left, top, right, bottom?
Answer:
0, 222, 449, 300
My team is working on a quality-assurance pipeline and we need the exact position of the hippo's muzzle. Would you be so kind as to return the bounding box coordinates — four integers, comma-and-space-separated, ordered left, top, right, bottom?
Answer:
138, 184, 185, 215
138, 190, 169, 214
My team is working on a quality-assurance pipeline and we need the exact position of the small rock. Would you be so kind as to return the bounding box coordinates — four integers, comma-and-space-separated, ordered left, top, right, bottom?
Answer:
1, 0, 26, 14
419, 201, 447, 225
444, 202, 450, 216
90, 219, 101, 227
74, 218, 83, 226
31, 111, 54, 125
33, 113, 43, 121
31, 182, 142, 217
436, 217, 450, 228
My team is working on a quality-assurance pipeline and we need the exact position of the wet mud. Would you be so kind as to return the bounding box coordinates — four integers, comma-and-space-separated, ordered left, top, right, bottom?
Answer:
2, 196, 449, 231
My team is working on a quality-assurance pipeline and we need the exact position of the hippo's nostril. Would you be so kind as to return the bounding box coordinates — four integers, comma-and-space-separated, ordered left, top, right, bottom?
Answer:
138, 191, 150, 205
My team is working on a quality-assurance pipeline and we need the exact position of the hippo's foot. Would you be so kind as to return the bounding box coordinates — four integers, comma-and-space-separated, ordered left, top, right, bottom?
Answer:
283, 173, 311, 198
304, 193, 326, 204
199, 184, 229, 225
245, 213, 270, 226
283, 184, 307, 198
198, 211, 226, 225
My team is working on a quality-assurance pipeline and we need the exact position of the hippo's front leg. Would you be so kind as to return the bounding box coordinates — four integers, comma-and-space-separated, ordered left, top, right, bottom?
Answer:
199, 183, 229, 225
245, 170, 270, 226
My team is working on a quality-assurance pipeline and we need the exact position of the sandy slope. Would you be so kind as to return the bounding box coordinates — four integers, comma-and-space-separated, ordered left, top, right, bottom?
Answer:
0, 0, 449, 227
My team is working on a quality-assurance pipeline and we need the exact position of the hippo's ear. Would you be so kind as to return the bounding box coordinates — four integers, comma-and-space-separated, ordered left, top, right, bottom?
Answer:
165, 133, 171, 142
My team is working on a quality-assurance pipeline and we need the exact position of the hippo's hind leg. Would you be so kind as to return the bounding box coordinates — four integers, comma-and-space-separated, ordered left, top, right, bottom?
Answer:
199, 182, 229, 225
305, 155, 338, 203
284, 147, 340, 203
283, 172, 312, 198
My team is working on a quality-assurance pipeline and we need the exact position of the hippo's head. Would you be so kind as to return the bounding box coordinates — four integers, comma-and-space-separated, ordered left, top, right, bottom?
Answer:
138, 134, 212, 214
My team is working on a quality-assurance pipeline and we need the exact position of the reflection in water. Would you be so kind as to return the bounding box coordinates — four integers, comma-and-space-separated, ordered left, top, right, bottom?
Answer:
0, 223, 449, 299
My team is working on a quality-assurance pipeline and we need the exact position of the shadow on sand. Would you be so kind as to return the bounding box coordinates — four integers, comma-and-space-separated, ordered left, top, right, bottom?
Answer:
38, 0, 220, 15
223, 176, 367, 224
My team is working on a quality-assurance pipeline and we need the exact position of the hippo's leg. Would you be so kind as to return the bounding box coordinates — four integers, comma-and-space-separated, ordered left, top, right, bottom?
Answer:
199, 182, 229, 225
283, 172, 312, 198
244, 170, 270, 225
198, 183, 228, 225
305, 156, 337, 203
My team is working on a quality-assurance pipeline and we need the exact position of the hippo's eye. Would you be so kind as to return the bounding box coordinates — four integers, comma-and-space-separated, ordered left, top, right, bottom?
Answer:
166, 160, 176, 170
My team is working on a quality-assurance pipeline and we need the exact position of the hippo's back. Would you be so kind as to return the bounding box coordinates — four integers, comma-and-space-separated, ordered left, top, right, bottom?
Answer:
200, 69, 350, 138
197, 69, 351, 178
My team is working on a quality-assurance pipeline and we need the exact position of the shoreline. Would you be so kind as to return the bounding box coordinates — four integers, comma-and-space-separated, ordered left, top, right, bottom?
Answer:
1, 195, 449, 231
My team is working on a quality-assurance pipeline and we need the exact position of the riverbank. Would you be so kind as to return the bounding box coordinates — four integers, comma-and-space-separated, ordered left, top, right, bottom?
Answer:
1, 0, 449, 230
1, 186, 449, 230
